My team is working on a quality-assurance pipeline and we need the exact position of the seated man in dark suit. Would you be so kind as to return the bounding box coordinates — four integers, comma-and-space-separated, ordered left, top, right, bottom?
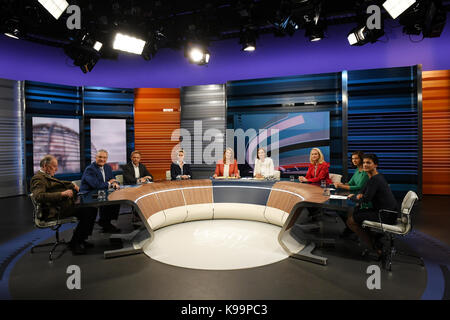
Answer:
30, 155, 97, 255
122, 150, 153, 185
80, 149, 121, 233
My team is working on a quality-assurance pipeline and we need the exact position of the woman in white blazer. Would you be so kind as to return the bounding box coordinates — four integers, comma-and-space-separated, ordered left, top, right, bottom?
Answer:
253, 147, 274, 178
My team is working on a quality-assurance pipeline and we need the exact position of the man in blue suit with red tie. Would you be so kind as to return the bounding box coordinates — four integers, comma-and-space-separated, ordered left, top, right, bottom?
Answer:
81, 149, 121, 233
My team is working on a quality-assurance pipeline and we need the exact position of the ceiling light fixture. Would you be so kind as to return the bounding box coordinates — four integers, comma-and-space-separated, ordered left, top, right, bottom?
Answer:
37, 0, 69, 20
383, 0, 417, 19
239, 28, 258, 52
305, 22, 324, 42
347, 25, 385, 46
399, 0, 447, 38
113, 33, 146, 55
185, 42, 210, 65
4, 30, 20, 39
93, 41, 103, 51
64, 44, 100, 73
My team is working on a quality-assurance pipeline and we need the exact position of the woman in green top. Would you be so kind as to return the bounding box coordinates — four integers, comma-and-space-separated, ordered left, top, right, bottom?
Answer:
336, 151, 370, 237
335, 151, 368, 193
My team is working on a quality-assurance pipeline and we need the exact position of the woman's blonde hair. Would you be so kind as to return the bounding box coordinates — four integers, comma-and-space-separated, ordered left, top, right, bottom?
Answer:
310, 148, 325, 164
223, 147, 234, 163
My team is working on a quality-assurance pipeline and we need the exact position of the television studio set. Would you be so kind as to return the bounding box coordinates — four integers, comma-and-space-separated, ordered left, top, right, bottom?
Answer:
0, 0, 449, 309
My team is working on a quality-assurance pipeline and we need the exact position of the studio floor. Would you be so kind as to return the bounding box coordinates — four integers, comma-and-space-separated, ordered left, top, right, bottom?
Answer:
0, 194, 449, 300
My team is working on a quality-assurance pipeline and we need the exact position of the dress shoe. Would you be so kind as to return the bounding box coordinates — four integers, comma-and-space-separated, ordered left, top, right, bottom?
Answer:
69, 241, 86, 255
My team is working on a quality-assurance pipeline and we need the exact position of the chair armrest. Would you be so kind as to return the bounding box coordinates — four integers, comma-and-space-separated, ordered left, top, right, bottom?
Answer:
379, 209, 398, 215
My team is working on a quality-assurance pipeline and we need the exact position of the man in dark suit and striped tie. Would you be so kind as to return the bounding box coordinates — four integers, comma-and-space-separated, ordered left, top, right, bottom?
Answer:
80, 149, 121, 233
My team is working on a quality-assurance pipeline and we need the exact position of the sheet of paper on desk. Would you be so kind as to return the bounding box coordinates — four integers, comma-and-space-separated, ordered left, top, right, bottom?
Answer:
329, 195, 348, 200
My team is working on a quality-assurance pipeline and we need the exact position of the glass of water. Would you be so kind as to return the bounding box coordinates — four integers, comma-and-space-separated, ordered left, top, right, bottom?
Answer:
98, 189, 106, 201
290, 175, 294, 182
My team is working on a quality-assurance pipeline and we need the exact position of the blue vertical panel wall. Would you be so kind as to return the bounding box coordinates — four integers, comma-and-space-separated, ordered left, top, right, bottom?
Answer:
25, 81, 82, 183
226, 72, 342, 176
25, 82, 135, 186
347, 66, 419, 197
83, 86, 134, 170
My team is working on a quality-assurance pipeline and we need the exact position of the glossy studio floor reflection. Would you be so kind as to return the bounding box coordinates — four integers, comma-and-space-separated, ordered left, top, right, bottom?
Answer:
0, 195, 449, 300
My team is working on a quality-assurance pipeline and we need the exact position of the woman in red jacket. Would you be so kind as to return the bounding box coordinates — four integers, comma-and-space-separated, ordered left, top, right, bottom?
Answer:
213, 147, 240, 178
299, 148, 332, 184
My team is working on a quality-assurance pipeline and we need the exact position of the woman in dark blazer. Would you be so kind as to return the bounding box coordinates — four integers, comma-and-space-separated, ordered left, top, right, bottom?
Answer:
171, 149, 192, 180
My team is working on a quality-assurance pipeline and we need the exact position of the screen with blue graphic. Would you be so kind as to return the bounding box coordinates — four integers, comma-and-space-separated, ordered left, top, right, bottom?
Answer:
234, 112, 330, 175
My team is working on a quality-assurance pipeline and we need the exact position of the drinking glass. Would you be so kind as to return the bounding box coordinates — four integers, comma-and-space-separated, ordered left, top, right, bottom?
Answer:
98, 189, 106, 201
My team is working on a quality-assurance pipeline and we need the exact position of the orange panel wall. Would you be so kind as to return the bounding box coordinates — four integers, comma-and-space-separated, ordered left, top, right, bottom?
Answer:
422, 70, 450, 195
134, 88, 180, 180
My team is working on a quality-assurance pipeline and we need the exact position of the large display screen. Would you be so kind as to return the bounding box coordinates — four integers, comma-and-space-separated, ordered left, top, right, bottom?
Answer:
32, 117, 80, 174
90, 118, 127, 170
234, 112, 330, 175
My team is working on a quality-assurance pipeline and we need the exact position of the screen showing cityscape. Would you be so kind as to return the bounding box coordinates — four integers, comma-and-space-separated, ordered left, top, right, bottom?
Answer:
32, 117, 80, 174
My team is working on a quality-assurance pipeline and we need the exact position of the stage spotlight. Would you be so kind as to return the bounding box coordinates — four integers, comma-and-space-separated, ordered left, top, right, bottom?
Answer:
64, 45, 100, 73
383, 0, 416, 19
239, 29, 257, 52
185, 43, 210, 65
3, 19, 22, 39
243, 42, 256, 52
4, 29, 20, 39
93, 41, 103, 51
113, 33, 146, 55
141, 31, 164, 61
347, 25, 385, 46
79, 33, 103, 52
274, 16, 299, 36
64, 36, 101, 73
37, 0, 69, 20
75, 33, 103, 54
399, 0, 447, 38
305, 23, 324, 42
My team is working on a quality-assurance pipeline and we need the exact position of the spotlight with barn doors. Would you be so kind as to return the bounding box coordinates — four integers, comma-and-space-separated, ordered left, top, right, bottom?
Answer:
383, 0, 417, 19
347, 25, 385, 46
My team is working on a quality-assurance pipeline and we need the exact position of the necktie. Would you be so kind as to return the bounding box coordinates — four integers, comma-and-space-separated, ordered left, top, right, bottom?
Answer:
100, 167, 105, 182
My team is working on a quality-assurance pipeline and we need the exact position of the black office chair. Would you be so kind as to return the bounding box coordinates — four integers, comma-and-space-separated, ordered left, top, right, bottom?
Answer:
29, 193, 78, 262
362, 191, 424, 271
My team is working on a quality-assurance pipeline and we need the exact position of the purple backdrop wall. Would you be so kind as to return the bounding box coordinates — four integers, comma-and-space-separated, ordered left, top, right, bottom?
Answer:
1, 18, 449, 88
